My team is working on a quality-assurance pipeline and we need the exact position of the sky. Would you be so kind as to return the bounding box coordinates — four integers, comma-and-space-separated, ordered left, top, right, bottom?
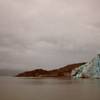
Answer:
0, 0, 100, 70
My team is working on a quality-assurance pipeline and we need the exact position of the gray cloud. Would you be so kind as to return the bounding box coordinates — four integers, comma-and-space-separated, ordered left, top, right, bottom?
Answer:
0, 0, 100, 70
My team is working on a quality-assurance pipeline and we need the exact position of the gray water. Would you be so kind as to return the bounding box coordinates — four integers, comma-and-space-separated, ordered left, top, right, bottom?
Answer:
0, 77, 100, 100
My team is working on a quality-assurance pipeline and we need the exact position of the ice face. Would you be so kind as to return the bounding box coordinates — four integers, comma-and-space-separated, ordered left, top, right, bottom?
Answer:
72, 54, 100, 79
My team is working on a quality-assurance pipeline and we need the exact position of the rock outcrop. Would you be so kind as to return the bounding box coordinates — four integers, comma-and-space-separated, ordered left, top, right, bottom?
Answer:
16, 63, 85, 78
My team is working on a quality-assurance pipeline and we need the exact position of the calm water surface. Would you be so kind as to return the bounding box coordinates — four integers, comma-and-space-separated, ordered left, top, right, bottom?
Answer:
0, 77, 100, 100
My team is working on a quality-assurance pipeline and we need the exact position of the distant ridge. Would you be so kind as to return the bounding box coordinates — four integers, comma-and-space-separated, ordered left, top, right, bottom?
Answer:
16, 62, 85, 78
0, 69, 22, 76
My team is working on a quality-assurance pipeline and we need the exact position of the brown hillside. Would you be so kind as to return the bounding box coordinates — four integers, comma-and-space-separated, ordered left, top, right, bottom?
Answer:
16, 62, 85, 78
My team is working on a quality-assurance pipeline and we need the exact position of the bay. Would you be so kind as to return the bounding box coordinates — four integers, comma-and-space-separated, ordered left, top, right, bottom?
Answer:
0, 77, 100, 100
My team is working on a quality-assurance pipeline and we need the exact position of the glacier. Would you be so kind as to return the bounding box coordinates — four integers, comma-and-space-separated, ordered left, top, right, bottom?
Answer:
72, 54, 100, 79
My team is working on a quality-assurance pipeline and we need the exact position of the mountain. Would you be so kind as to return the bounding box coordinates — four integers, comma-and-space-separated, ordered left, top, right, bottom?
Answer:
72, 54, 100, 79
0, 69, 22, 76
16, 63, 85, 78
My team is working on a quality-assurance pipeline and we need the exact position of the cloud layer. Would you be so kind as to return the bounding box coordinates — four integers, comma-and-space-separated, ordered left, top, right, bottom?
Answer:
0, 0, 100, 70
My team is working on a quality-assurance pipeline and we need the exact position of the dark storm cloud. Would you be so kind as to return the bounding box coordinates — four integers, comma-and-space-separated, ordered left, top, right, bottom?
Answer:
0, 0, 100, 70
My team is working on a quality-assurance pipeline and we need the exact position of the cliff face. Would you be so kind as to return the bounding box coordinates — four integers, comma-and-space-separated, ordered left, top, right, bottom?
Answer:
16, 63, 85, 78
72, 54, 100, 79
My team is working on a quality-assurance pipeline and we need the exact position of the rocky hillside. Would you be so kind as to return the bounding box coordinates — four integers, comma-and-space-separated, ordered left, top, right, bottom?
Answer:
16, 63, 85, 78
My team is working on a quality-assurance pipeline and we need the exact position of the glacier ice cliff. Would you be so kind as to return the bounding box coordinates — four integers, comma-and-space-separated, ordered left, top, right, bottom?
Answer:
72, 54, 100, 79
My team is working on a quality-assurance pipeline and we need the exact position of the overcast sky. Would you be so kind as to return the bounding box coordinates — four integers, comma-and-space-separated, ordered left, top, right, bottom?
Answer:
0, 0, 100, 70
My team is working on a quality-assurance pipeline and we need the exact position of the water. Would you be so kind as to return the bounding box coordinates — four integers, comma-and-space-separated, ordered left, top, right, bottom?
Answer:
0, 77, 100, 100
